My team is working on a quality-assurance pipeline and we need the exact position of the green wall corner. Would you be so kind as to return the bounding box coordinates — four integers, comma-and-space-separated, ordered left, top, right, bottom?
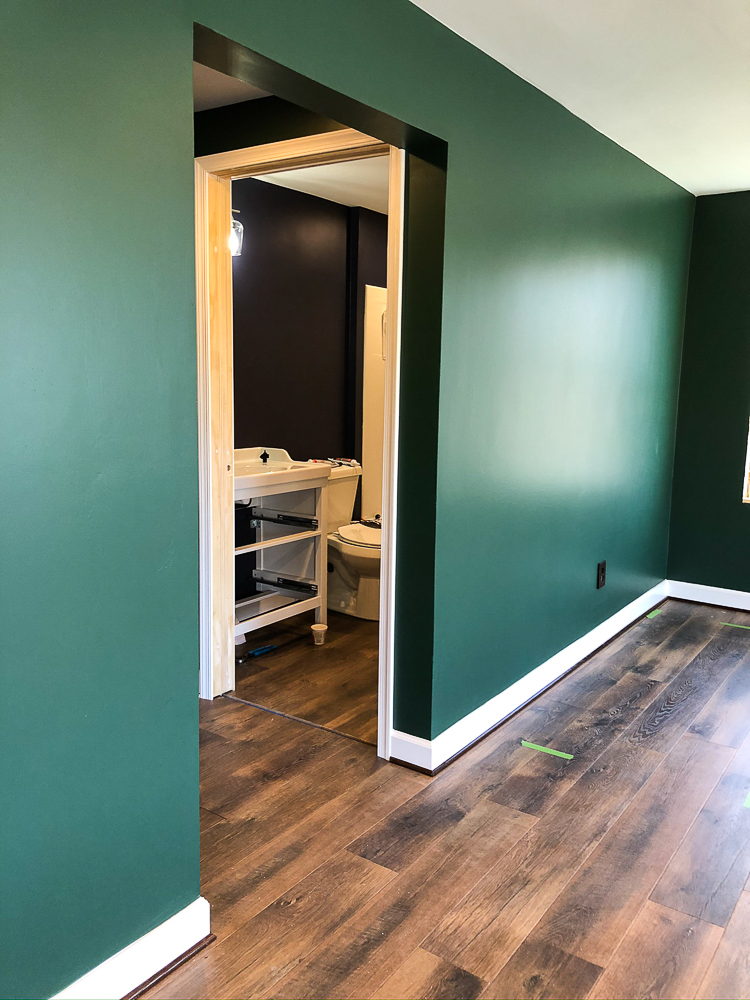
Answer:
669, 191, 750, 591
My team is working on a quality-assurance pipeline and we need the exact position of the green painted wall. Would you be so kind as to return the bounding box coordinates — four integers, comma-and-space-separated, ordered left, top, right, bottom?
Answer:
0, 4, 200, 1000
1, 1, 694, 996
428, 95, 694, 736
669, 191, 750, 590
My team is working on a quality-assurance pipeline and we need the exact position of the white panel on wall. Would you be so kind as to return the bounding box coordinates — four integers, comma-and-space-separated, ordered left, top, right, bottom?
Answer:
362, 285, 388, 520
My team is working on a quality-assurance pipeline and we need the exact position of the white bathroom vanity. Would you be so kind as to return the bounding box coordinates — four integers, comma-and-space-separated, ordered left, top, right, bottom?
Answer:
233, 448, 331, 640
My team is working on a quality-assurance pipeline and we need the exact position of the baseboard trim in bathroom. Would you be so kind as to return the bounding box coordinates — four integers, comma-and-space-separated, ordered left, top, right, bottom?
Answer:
221, 694, 377, 748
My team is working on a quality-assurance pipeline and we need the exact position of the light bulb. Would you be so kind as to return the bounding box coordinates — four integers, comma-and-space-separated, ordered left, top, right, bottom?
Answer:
230, 218, 244, 257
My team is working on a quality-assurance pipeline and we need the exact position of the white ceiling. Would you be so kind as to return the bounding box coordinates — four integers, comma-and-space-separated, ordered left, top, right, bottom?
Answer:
193, 62, 269, 112
254, 157, 390, 214
409, 0, 750, 195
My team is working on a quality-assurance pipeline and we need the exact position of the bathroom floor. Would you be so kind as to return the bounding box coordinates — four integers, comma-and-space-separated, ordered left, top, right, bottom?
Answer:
231, 610, 379, 744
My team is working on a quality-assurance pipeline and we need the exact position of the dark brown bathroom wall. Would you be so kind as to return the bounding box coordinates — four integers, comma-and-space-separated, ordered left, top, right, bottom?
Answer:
231, 179, 388, 463
231, 175, 350, 460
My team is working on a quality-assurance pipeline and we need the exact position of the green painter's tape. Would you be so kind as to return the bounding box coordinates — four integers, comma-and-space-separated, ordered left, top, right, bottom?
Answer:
721, 622, 750, 630
744, 791, 750, 809
521, 740, 574, 760
646, 609, 662, 619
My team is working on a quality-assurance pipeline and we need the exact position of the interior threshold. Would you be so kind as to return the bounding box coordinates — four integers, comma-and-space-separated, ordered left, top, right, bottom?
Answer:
221, 694, 376, 748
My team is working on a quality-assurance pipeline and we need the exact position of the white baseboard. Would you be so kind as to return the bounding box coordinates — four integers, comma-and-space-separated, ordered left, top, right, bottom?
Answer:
665, 579, 750, 611
390, 577, 750, 773
390, 730, 435, 771
51, 896, 210, 1000
391, 581, 670, 772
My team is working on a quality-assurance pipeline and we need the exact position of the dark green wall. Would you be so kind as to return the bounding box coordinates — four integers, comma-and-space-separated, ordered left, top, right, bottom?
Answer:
669, 191, 750, 589
0, 4, 199, 1000
428, 125, 694, 736
1, 1, 694, 996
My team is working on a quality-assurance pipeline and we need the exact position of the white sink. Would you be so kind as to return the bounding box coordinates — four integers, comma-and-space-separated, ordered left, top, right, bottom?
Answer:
234, 447, 331, 493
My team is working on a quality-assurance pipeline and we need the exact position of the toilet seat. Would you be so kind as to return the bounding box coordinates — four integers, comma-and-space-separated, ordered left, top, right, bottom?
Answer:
335, 522, 381, 549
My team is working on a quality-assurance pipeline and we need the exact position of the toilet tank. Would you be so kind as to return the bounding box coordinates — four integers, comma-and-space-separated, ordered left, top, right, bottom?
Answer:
326, 464, 362, 532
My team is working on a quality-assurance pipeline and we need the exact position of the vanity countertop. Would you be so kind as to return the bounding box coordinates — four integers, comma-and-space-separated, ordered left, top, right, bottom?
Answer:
234, 448, 331, 494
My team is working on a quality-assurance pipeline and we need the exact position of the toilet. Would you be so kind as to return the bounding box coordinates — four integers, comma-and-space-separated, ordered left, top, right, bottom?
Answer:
325, 464, 381, 620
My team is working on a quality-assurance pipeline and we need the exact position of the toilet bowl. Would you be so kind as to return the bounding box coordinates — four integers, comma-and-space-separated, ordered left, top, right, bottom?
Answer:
328, 522, 381, 620
324, 464, 381, 620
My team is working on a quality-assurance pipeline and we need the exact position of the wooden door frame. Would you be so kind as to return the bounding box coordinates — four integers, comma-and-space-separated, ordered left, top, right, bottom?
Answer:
195, 128, 405, 760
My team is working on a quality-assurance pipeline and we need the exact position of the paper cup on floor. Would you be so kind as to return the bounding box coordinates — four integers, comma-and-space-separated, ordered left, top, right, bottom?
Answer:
311, 624, 328, 645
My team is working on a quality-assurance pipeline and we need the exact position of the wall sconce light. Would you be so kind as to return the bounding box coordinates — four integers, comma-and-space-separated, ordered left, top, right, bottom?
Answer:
230, 209, 244, 257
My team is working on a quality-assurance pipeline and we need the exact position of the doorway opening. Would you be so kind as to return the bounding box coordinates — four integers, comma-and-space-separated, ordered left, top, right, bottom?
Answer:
230, 155, 392, 746
235, 151, 397, 749
195, 101, 404, 757
192, 23, 448, 765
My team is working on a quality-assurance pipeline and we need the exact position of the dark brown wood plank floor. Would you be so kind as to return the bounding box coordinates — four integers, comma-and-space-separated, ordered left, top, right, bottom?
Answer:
146, 600, 750, 1000
232, 610, 379, 744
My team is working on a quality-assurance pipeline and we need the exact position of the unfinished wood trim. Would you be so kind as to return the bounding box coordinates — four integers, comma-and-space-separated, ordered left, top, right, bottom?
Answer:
197, 131, 404, 756
195, 129, 388, 180
378, 147, 405, 760
196, 161, 212, 699
195, 159, 235, 698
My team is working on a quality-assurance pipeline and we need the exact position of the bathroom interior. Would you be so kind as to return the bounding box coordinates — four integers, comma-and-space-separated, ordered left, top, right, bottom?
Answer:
229, 153, 390, 747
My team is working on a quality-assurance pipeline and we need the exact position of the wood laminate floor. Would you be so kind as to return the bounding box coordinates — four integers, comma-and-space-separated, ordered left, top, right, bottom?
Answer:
148, 600, 750, 1000
232, 610, 379, 745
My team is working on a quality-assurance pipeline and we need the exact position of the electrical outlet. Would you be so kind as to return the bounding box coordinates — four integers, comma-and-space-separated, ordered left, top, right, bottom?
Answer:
597, 560, 606, 589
